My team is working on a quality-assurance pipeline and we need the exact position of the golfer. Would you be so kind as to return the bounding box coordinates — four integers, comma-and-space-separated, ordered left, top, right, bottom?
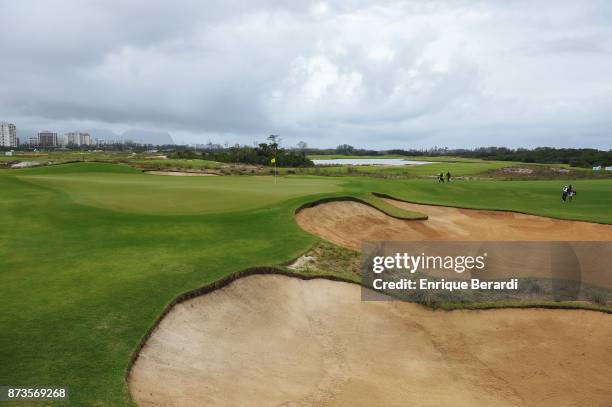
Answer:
568, 184, 576, 202
438, 172, 445, 183
446, 171, 452, 182
561, 185, 569, 202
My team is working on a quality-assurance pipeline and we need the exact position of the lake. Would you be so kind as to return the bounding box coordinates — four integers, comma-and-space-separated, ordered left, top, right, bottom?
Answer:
312, 158, 435, 166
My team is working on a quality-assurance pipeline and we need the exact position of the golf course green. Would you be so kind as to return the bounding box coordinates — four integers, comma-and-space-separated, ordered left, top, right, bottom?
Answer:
18, 166, 342, 215
1, 162, 611, 406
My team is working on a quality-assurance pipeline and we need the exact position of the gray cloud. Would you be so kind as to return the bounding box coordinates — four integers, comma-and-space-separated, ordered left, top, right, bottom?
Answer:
1, 0, 611, 148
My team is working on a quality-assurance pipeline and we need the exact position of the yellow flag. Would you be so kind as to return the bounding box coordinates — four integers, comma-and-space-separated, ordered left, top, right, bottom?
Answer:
271, 157, 276, 164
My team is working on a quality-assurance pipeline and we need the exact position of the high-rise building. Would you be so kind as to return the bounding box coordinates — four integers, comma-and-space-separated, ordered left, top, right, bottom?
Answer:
64, 132, 78, 146
0, 121, 17, 147
28, 136, 39, 146
64, 132, 94, 146
38, 131, 58, 148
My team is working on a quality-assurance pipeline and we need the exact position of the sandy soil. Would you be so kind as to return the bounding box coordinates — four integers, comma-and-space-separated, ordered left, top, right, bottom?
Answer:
296, 199, 612, 248
144, 171, 219, 176
287, 254, 316, 270
129, 274, 612, 407
10, 161, 41, 168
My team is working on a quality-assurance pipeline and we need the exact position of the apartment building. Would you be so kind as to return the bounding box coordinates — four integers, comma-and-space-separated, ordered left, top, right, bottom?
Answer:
38, 131, 58, 148
0, 121, 18, 147
64, 131, 94, 146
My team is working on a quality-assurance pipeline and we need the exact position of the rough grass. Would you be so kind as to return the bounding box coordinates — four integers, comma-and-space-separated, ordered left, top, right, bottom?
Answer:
132, 158, 223, 171
285, 243, 611, 312
285, 241, 361, 283
434, 300, 611, 313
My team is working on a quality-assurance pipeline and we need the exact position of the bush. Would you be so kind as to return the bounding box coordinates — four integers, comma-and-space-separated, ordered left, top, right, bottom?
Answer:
588, 290, 609, 305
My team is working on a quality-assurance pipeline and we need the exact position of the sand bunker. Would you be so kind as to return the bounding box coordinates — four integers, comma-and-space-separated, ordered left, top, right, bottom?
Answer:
296, 199, 612, 249
145, 171, 219, 176
129, 201, 612, 405
296, 199, 612, 287
10, 161, 41, 168
129, 274, 611, 406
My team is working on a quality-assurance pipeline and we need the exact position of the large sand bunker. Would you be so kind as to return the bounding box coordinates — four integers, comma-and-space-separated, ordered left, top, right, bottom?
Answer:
296, 199, 612, 249
129, 274, 611, 406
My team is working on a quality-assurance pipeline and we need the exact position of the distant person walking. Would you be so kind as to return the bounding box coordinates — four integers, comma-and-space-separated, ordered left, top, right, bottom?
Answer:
568, 184, 576, 202
438, 172, 445, 183
446, 171, 452, 182
561, 185, 569, 202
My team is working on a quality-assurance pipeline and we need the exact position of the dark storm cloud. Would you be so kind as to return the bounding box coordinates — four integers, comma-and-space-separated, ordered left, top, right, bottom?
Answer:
1, 0, 611, 148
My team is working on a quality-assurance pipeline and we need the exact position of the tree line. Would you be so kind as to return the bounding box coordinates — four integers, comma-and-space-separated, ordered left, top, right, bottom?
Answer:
450, 147, 612, 168
172, 136, 313, 167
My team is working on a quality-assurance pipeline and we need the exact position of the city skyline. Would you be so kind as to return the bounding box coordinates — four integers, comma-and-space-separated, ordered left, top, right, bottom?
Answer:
1, 123, 151, 148
3, 118, 612, 151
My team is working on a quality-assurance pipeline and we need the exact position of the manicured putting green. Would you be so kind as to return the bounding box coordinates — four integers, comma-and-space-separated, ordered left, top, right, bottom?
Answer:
17, 164, 342, 214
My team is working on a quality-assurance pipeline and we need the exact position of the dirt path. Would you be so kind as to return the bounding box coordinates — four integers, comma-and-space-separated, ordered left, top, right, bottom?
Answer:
129, 274, 612, 407
296, 199, 612, 248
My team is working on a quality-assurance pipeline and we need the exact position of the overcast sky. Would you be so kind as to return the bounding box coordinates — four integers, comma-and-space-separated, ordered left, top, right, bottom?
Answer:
1, 0, 611, 149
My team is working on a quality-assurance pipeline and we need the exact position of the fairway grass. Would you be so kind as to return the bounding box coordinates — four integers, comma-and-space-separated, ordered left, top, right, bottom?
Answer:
355, 178, 612, 224
1, 162, 612, 406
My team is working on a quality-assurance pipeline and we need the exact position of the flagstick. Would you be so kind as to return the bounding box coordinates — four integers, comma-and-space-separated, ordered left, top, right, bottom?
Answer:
274, 161, 277, 184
